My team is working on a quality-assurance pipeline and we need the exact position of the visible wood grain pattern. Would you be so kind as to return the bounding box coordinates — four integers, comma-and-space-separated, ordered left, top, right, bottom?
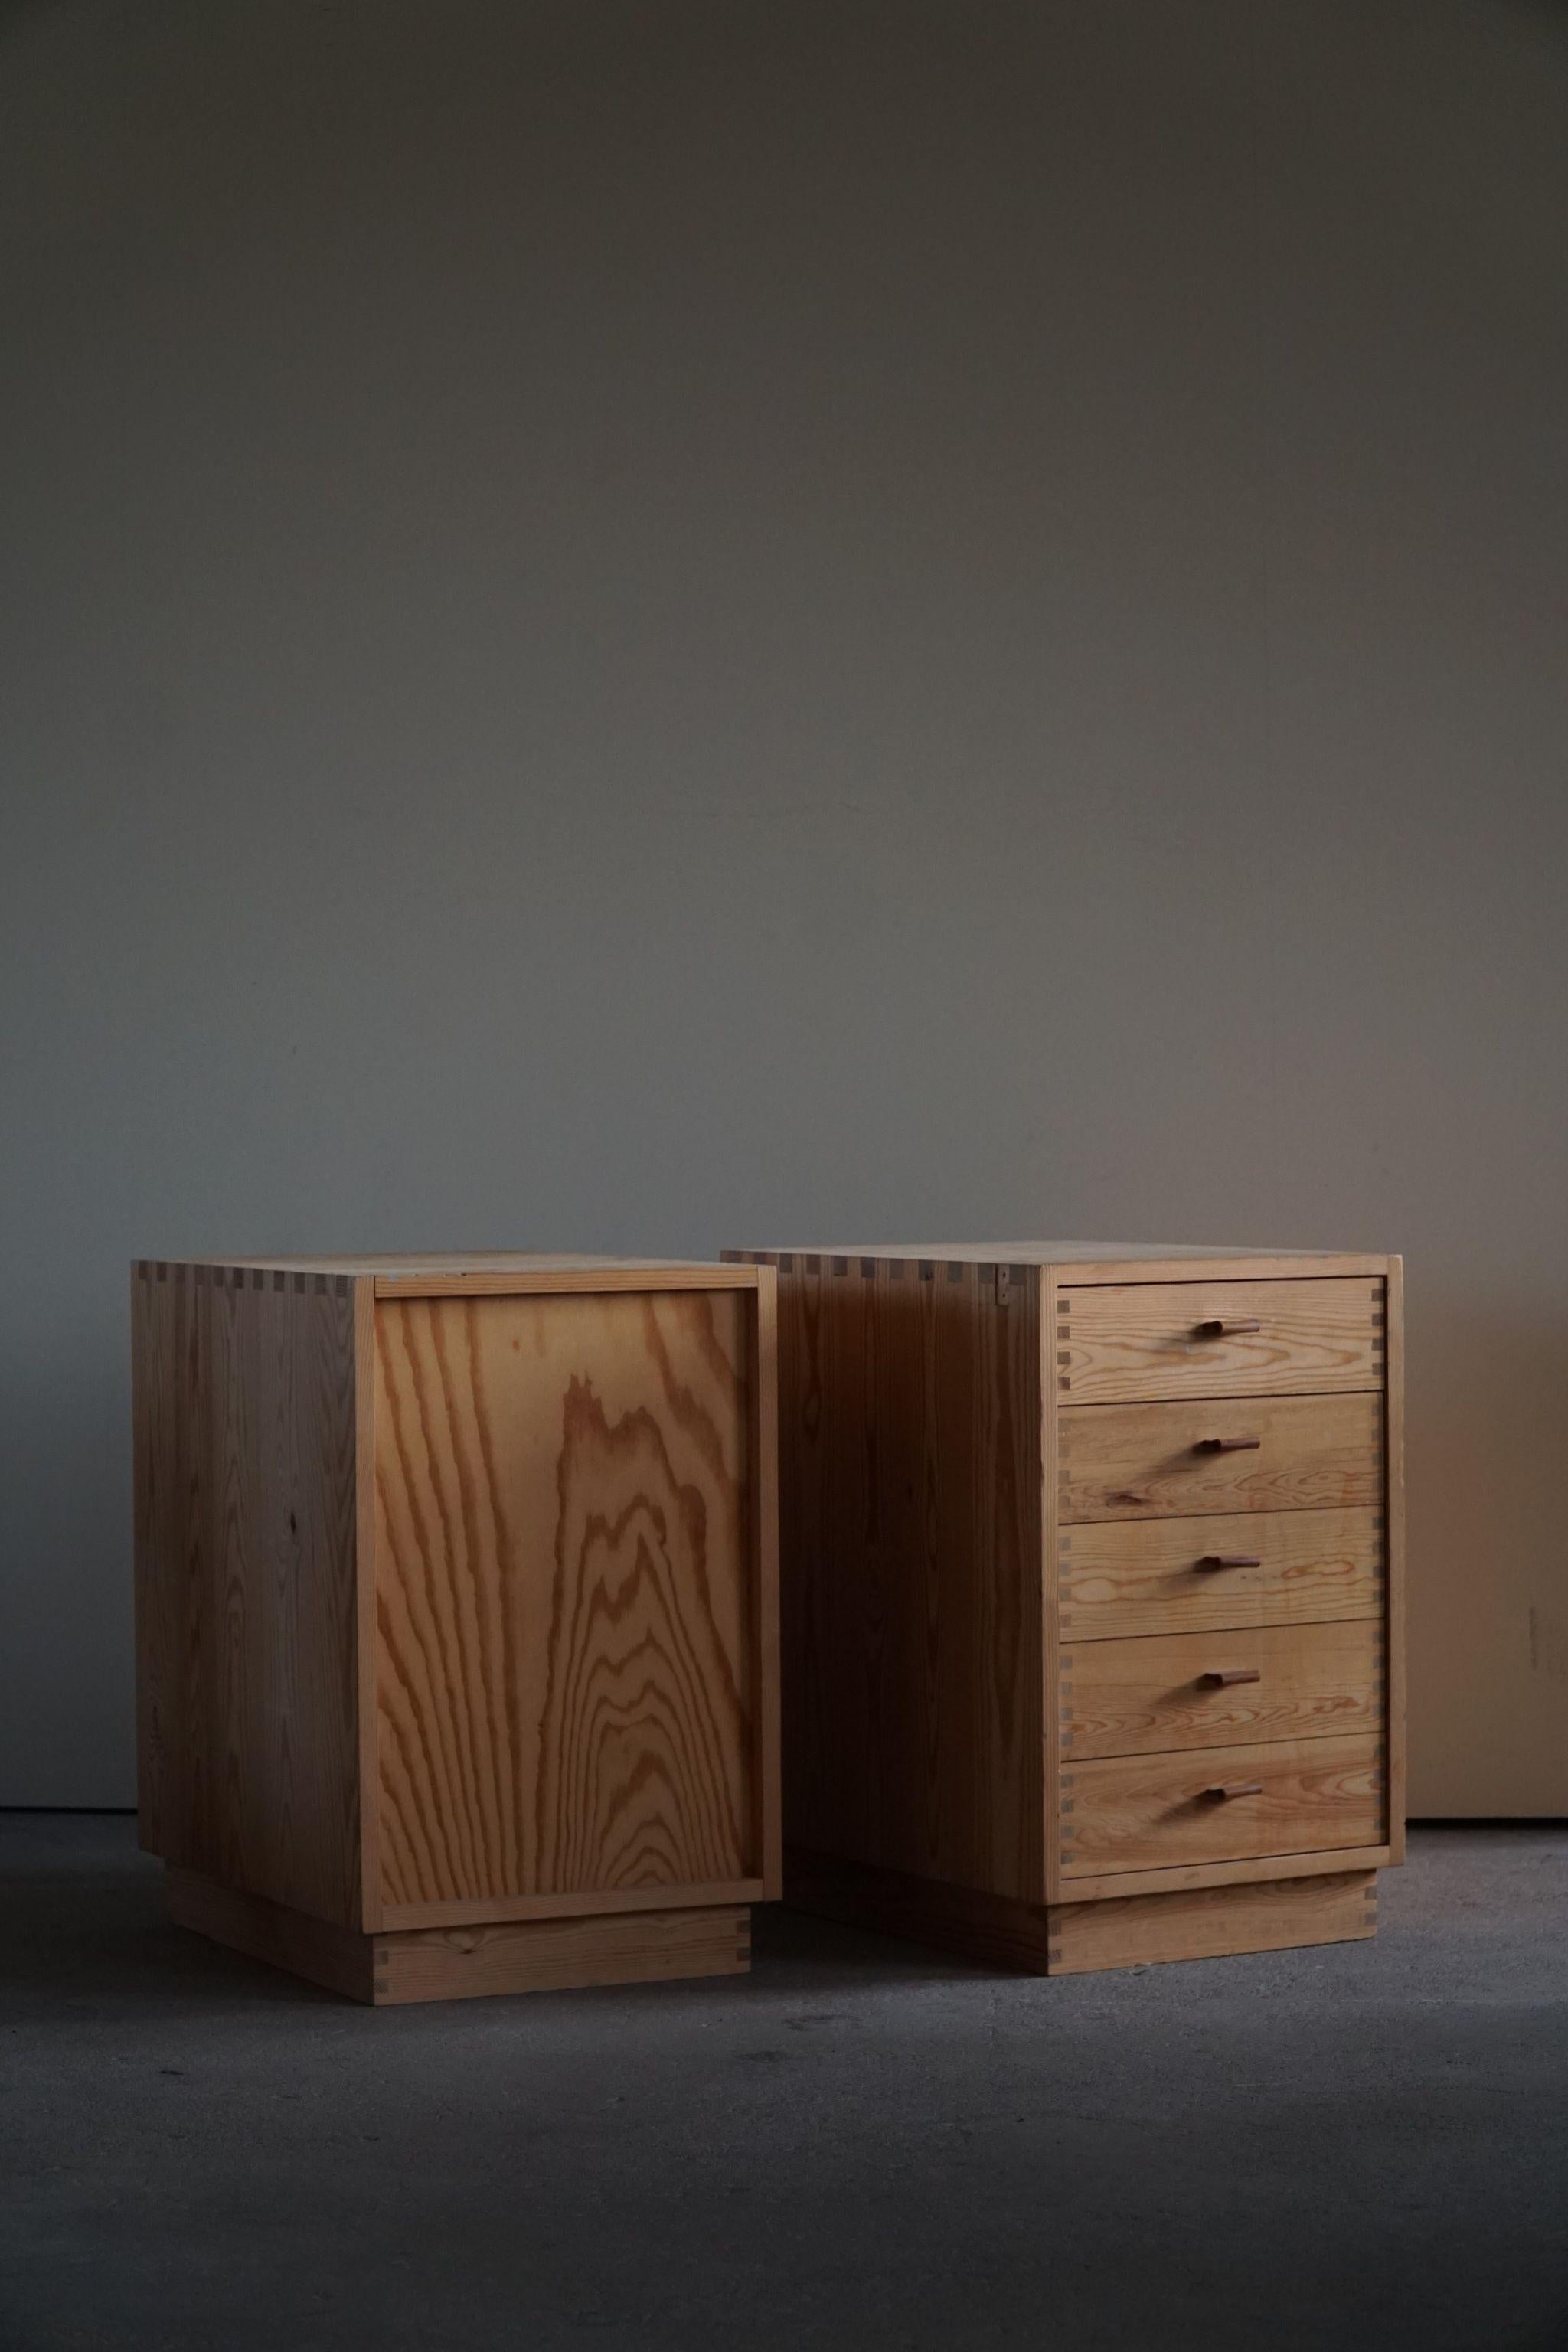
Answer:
1042, 1268, 1065, 1903
1384, 1260, 1406, 1864
1047, 1870, 1377, 1973
734, 1241, 1400, 1975
133, 1263, 361, 1926
1044, 1841, 1392, 1903
748, 1270, 783, 1896
1058, 1391, 1383, 1522
1062, 1620, 1383, 1758
1060, 1733, 1384, 1879
378, 1877, 765, 1932
375, 1906, 749, 2003
374, 1267, 760, 1298
759, 1255, 1043, 1903
373, 1288, 761, 1915
1057, 1279, 1383, 1402
184, 1254, 745, 1280
731, 1245, 1383, 1274
168, 1867, 747, 2002
353, 1277, 383, 1929
1059, 1507, 1383, 1641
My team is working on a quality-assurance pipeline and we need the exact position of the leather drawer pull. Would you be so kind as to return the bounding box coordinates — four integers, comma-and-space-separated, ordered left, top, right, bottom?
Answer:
1193, 1435, 1262, 1453
1200, 1667, 1262, 1687
1201, 1779, 1263, 1802
1194, 1317, 1261, 1337
1194, 1551, 1261, 1571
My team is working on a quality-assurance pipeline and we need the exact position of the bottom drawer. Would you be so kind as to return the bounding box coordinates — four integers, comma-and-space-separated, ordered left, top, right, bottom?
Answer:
1060, 1733, 1383, 1880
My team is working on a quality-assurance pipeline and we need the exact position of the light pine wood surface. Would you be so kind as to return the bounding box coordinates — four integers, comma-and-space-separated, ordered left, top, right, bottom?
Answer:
1061, 1619, 1383, 1758
1058, 1506, 1383, 1641
139, 1256, 779, 2001
1058, 1390, 1384, 1522
373, 1288, 759, 1913
1056, 1277, 1383, 1403
738, 1244, 1400, 1973
1047, 1870, 1377, 1972
733, 1244, 1381, 1272
376, 1905, 750, 2003
1384, 1256, 1407, 1864
1041, 1840, 1391, 1905
1060, 1731, 1385, 1878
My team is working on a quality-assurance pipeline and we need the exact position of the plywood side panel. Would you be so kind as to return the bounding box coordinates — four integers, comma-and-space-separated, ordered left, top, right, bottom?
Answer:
373, 1289, 759, 1913
132, 1263, 361, 1926
766, 1256, 1043, 1903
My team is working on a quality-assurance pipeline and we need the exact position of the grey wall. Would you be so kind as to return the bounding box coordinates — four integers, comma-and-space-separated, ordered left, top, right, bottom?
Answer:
3, 0, 1566, 1811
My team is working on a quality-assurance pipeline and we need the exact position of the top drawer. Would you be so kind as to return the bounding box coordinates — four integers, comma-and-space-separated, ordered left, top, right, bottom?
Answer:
1057, 1279, 1384, 1404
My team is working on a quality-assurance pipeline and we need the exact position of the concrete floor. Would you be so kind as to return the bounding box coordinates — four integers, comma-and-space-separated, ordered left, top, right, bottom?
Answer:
1, 1821, 1564, 2351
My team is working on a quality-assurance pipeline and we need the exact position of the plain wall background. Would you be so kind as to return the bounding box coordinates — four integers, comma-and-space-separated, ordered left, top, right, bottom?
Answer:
3, 0, 1565, 1812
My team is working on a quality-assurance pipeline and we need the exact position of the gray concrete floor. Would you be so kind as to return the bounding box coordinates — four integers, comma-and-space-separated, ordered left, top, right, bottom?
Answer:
1, 1820, 1564, 2351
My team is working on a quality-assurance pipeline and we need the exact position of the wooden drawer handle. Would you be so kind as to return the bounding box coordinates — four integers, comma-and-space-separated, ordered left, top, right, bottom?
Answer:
1201, 1779, 1263, 1801
1194, 1317, 1261, 1338
1193, 1435, 1262, 1453
1200, 1666, 1262, 1687
1194, 1551, 1261, 1571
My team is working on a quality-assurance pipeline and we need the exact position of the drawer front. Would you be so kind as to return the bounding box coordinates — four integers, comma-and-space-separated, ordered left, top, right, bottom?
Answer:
1057, 1278, 1384, 1404
1059, 1507, 1383, 1641
1060, 1733, 1383, 1880
1060, 1619, 1383, 1759
1057, 1392, 1383, 1523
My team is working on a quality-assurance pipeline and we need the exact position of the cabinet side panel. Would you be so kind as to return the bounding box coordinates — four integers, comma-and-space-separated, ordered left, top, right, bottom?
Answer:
132, 1263, 191, 1855
774, 1256, 1043, 1901
286, 1272, 362, 1922
1384, 1260, 1406, 1863
972, 1265, 1044, 1897
748, 1272, 782, 1897
131, 1264, 360, 1925
776, 1256, 871, 1863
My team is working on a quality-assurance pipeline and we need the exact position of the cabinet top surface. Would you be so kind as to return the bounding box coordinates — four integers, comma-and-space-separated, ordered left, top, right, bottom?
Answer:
148, 1253, 745, 1278
730, 1241, 1387, 1268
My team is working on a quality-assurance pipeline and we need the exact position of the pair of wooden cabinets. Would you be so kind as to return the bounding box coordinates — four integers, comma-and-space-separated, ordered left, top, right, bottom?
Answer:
133, 1244, 1402, 2001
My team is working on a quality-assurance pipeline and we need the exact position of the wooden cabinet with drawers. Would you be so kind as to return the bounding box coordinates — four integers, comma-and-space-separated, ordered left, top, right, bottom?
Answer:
133, 1254, 780, 2004
722, 1242, 1402, 1975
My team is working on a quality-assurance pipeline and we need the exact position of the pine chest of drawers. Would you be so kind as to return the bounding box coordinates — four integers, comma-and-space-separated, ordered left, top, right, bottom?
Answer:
723, 1243, 1402, 1975
133, 1255, 780, 2003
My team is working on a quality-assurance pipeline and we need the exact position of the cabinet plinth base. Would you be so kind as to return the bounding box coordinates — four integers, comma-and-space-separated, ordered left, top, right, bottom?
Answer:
786, 1848, 1377, 1975
167, 1868, 752, 2004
